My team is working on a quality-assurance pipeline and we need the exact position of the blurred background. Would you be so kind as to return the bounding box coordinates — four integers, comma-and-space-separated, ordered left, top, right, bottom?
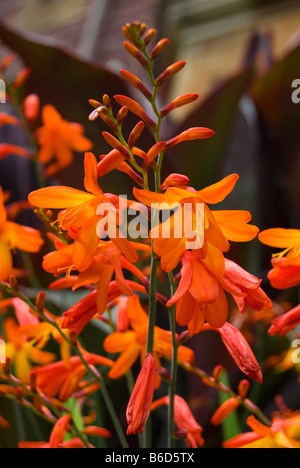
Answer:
0, 0, 300, 448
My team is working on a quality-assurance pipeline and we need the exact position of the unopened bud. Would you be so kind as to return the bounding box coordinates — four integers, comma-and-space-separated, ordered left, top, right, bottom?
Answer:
13, 68, 31, 89
160, 94, 199, 118
9, 275, 19, 292
120, 70, 152, 100
177, 330, 191, 345
128, 121, 145, 148
161, 173, 190, 191
156, 61, 186, 86
36, 291, 46, 313
123, 42, 149, 69
30, 372, 37, 393
238, 380, 251, 400
102, 94, 112, 109
23, 94, 40, 121
158, 367, 171, 382
69, 332, 78, 347
89, 99, 102, 109
143, 28, 156, 46
116, 106, 128, 125
150, 38, 170, 60
212, 365, 224, 382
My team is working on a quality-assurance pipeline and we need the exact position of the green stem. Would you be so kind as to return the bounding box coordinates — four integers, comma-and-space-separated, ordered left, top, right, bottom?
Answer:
167, 273, 178, 448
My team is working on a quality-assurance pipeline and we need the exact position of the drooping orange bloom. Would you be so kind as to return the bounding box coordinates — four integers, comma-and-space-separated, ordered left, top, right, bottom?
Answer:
152, 395, 204, 448
224, 413, 300, 448
36, 104, 93, 177
29, 152, 139, 272
207, 322, 263, 383
104, 295, 195, 386
134, 174, 259, 273
4, 318, 56, 384
32, 353, 113, 401
167, 252, 271, 335
259, 228, 300, 289
0, 187, 44, 281
126, 353, 157, 435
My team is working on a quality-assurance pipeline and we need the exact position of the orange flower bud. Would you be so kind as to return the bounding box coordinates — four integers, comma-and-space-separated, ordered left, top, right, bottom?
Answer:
212, 365, 224, 382
0, 144, 31, 161
0, 113, 21, 127
97, 150, 126, 177
116, 106, 128, 125
89, 99, 102, 109
23, 94, 40, 121
83, 426, 111, 438
143, 28, 156, 46
102, 94, 112, 109
142, 141, 166, 169
161, 173, 190, 190
150, 38, 170, 60
120, 70, 152, 100
211, 398, 241, 426
128, 121, 145, 148
269, 304, 300, 337
114, 95, 156, 129
36, 291, 46, 313
216, 323, 263, 383
1, 54, 16, 70
166, 127, 215, 149
126, 353, 156, 435
238, 380, 251, 400
160, 94, 199, 117
102, 132, 130, 158
123, 42, 149, 69
156, 61, 186, 86
118, 162, 144, 187
13, 68, 31, 89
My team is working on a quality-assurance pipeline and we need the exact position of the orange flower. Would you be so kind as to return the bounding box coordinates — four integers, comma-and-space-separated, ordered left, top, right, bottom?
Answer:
259, 228, 300, 289
36, 104, 93, 177
0, 187, 43, 281
134, 174, 258, 273
224, 414, 300, 448
4, 318, 55, 384
152, 395, 204, 447
126, 353, 156, 435
167, 253, 271, 335
32, 353, 113, 401
104, 295, 195, 386
29, 152, 138, 272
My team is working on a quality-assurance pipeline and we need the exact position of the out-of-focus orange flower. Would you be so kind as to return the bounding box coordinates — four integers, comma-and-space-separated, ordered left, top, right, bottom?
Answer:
29, 152, 139, 272
259, 228, 300, 289
36, 104, 93, 177
152, 394, 204, 447
0, 187, 43, 281
0, 414, 9, 429
32, 353, 113, 402
126, 353, 156, 435
0, 113, 21, 128
4, 318, 56, 384
104, 295, 194, 387
134, 174, 258, 272
224, 414, 300, 448
269, 304, 300, 337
